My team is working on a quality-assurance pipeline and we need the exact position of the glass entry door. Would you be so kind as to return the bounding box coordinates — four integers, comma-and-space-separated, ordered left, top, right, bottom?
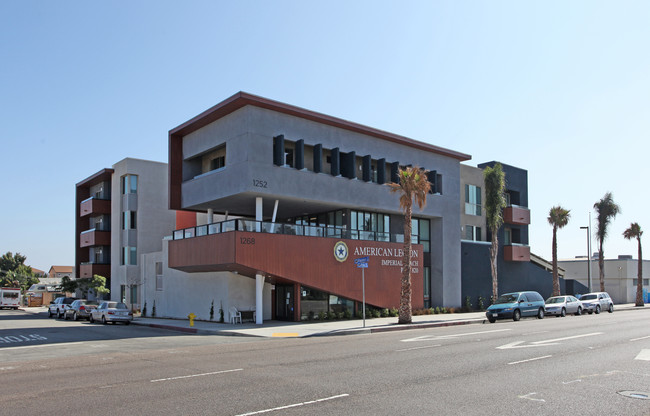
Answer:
275, 284, 294, 321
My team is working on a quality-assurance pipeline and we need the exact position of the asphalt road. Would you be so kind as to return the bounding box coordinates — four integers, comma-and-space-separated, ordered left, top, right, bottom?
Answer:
1, 308, 649, 415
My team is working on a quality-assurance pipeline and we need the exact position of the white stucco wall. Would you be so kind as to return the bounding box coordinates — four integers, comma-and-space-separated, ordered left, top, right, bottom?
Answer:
141, 240, 272, 322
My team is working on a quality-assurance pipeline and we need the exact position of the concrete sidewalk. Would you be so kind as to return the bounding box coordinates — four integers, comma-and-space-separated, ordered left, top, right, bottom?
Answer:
21, 303, 650, 338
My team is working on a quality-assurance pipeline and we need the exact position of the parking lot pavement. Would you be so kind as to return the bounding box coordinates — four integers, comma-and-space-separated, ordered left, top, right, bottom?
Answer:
19, 303, 650, 338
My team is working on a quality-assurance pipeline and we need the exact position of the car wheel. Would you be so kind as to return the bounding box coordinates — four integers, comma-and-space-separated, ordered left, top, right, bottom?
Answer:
595, 305, 601, 314
124, 321, 130, 326
488, 317, 496, 323
608, 304, 614, 313
576, 307, 582, 316
102, 316, 107, 325
537, 308, 544, 319
560, 308, 566, 317
48, 310, 53, 318
73, 312, 78, 321
513, 309, 521, 321
58, 310, 64, 319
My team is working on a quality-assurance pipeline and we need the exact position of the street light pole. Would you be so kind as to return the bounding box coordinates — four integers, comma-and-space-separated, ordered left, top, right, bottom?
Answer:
580, 212, 593, 293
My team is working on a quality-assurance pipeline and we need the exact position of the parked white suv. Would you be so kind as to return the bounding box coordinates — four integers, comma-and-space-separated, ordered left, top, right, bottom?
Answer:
580, 292, 614, 314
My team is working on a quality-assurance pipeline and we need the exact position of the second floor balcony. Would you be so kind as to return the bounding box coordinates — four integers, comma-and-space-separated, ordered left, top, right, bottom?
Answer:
80, 197, 111, 217
79, 262, 110, 279
80, 229, 111, 248
504, 205, 530, 225
504, 244, 530, 262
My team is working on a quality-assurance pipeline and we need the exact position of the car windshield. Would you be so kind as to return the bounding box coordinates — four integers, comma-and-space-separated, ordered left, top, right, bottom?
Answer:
581, 294, 597, 300
496, 294, 519, 303
546, 297, 565, 304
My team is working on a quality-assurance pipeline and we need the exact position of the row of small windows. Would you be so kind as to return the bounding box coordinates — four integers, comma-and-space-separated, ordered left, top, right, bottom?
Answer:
273, 134, 441, 194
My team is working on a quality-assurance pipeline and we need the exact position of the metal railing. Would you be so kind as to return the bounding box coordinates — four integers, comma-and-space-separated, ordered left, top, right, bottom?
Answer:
172, 219, 407, 243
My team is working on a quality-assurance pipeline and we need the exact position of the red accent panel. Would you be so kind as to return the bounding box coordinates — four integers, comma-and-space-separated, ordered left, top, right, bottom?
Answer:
504, 206, 531, 225
504, 245, 531, 262
175, 211, 196, 230
169, 232, 424, 310
79, 264, 110, 279
80, 230, 111, 248
80, 198, 111, 217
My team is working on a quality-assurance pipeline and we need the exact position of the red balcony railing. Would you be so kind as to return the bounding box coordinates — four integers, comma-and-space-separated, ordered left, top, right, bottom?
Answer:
504, 205, 530, 225
80, 197, 111, 217
504, 244, 530, 262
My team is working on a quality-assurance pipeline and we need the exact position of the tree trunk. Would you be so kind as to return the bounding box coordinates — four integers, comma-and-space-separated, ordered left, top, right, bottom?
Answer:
552, 227, 560, 296
636, 237, 644, 307
490, 232, 499, 303
398, 206, 413, 324
598, 241, 605, 292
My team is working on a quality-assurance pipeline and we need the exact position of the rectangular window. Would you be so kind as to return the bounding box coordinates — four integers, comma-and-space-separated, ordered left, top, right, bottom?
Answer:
122, 211, 136, 230
121, 246, 137, 265
121, 175, 138, 194
465, 225, 482, 241
130, 285, 137, 306
120, 285, 126, 303
465, 184, 482, 216
156, 262, 163, 291
210, 156, 225, 171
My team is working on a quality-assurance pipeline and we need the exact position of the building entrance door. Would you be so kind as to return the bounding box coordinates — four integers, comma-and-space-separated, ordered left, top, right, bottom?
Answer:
275, 284, 294, 321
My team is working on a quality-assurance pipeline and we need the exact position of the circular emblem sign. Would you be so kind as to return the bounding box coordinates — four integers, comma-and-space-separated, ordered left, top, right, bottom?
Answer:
333, 241, 349, 263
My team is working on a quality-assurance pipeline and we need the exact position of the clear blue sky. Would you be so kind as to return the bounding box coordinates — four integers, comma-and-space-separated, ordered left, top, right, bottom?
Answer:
1, 1, 648, 273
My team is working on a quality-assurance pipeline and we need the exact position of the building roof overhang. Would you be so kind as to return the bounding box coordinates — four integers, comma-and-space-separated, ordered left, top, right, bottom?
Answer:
169, 91, 471, 161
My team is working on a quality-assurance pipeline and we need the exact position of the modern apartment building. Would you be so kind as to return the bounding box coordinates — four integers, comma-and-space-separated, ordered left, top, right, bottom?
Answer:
137, 92, 471, 323
459, 162, 571, 304
75, 158, 175, 307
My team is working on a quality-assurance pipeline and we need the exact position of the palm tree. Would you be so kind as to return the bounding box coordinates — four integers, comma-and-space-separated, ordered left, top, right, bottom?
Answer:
623, 223, 643, 307
483, 163, 506, 303
548, 206, 571, 296
389, 166, 431, 324
594, 192, 621, 292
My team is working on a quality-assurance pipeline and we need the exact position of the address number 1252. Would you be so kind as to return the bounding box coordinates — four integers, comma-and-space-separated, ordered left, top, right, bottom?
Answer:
253, 179, 268, 188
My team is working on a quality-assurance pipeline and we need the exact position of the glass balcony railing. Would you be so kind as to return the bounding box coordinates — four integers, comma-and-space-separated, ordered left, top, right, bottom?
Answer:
172, 219, 411, 244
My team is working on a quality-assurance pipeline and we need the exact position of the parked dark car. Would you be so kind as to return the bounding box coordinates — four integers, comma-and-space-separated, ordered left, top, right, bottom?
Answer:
64, 299, 99, 321
48, 297, 78, 319
486, 291, 546, 323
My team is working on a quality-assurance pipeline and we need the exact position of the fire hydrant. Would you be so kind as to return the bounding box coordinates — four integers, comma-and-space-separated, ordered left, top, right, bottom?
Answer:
188, 312, 196, 327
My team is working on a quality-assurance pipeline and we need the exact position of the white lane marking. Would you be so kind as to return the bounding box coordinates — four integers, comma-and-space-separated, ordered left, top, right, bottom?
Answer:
0, 366, 17, 371
150, 368, 243, 383
508, 355, 552, 365
0, 341, 84, 351
533, 332, 603, 344
396, 344, 441, 352
634, 349, 650, 361
518, 392, 545, 402
630, 335, 650, 342
498, 341, 559, 349
401, 328, 511, 342
562, 379, 582, 385
235, 394, 349, 416
497, 332, 602, 349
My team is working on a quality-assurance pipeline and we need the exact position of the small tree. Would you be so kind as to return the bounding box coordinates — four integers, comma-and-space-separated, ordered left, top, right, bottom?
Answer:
594, 192, 621, 292
389, 166, 431, 325
548, 206, 571, 296
623, 223, 644, 307
484, 163, 506, 302
59, 275, 78, 294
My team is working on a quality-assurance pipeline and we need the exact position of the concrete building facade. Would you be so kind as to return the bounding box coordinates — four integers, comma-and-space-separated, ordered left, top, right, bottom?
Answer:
559, 256, 650, 304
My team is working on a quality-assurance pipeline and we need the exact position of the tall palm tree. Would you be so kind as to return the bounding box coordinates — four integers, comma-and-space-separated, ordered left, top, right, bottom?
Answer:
594, 192, 621, 292
548, 206, 571, 296
483, 163, 506, 303
623, 223, 644, 307
389, 166, 431, 324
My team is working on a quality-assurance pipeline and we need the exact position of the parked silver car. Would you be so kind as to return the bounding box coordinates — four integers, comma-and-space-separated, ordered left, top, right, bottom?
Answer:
48, 297, 78, 318
545, 295, 582, 317
64, 299, 99, 321
580, 292, 614, 314
89, 301, 133, 324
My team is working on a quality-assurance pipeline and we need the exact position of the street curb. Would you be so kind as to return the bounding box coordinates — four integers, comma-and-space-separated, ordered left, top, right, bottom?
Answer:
130, 320, 264, 338
308, 317, 486, 337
